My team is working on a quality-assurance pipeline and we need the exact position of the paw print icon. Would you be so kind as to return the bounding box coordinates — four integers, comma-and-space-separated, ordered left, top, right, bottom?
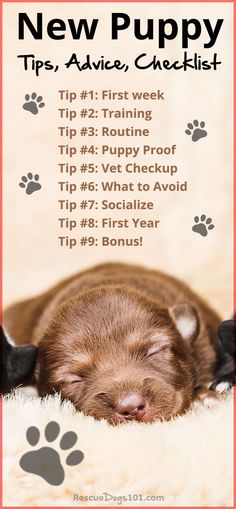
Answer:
20, 421, 84, 486
185, 120, 207, 142
23, 93, 45, 115
19, 173, 41, 195
192, 215, 215, 237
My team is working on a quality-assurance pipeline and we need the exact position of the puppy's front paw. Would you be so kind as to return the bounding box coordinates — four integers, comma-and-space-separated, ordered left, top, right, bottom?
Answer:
192, 387, 218, 410
209, 380, 232, 393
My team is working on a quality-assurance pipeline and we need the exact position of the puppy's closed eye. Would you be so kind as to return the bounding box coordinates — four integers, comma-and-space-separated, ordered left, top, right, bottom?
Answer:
147, 344, 169, 357
146, 344, 174, 364
64, 374, 84, 384
146, 331, 173, 360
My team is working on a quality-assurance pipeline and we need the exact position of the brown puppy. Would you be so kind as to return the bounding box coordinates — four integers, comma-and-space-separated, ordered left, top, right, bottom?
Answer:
4, 263, 220, 424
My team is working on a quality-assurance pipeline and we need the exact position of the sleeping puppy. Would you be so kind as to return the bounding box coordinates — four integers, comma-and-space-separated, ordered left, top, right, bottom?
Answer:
3, 263, 221, 424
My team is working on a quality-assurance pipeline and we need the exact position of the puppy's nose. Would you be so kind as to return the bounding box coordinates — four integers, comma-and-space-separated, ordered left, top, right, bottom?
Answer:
115, 393, 146, 418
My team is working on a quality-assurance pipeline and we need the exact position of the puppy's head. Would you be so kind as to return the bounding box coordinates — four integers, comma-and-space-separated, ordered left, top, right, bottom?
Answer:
38, 287, 199, 424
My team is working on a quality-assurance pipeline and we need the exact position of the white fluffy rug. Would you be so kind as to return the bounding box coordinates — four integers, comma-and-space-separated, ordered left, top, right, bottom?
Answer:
2, 389, 234, 507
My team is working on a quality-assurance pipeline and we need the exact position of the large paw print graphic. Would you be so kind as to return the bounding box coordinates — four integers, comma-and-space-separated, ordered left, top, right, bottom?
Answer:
23, 93, 45, 115
192, 215, 215, 237
20, 421, 84, 486
19, 173, 41, 195
185, 120, 207, 142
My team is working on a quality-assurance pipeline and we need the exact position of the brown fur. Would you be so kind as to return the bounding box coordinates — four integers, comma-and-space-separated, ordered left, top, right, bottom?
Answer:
3, 263, 221, 424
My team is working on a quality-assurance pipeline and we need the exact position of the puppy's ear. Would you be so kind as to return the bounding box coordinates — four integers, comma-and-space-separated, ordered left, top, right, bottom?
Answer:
169, 303, 199, 342
1, 326, 38, 394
